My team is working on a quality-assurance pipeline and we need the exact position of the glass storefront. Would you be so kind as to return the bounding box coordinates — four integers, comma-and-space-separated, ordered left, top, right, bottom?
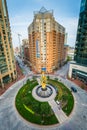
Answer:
72, 69, 87, 84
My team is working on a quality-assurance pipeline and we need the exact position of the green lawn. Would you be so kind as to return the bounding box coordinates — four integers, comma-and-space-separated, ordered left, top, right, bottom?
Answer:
15, 79, 58, 125
47, 79, 74, 116
16, 78, 74, 125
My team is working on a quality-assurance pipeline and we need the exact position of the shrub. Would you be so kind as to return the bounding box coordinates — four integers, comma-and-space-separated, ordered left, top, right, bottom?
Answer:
54, 78, 58, 81
47, 76, 50, 80
27, 79, 30, 84
15, 79, 58, 125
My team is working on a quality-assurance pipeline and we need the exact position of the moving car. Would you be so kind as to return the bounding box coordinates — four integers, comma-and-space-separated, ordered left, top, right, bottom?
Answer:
71, 86, 77, 92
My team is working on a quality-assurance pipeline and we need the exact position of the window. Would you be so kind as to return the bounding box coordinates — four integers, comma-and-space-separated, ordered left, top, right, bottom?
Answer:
0, 14, 2, 18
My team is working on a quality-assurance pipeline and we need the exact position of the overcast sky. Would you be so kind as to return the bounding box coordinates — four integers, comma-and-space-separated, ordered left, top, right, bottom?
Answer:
6, 0, 81, 48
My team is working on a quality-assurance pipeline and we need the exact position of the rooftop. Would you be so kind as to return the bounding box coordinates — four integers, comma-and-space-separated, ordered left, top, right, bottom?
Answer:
34, 7, 53, 16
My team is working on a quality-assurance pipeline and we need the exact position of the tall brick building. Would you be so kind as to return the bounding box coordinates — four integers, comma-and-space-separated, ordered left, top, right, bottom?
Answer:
28, 7, 65, 73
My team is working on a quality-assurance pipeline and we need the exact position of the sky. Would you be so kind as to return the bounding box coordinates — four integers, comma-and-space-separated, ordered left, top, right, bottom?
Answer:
6, 0, 81, 48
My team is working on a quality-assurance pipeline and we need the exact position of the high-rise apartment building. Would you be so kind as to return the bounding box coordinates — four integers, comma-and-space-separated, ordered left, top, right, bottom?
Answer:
28, 7, 65, 73
74, 0, 87, 65
0, 0, 16, 87
69, 0, 87, 83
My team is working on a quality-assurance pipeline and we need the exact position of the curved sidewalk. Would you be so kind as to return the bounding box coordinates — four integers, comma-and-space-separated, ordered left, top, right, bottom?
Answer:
0, 76, 87, 130
32, 84, 56, 102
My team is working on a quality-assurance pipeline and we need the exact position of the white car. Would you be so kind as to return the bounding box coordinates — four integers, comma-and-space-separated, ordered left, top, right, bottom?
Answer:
56, 101, 60, 105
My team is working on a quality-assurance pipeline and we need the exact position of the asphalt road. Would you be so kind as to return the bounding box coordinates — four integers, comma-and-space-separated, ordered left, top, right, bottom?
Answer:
0, 62, 87, 130
15, 56, 33, 76
54, 62, 70, 78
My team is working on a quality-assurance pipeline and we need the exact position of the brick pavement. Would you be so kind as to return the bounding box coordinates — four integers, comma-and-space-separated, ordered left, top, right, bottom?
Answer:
70, 78, 87, 91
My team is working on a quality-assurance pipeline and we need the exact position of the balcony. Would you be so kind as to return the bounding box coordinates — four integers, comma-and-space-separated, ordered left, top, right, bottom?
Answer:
0, 56, 5, 60
1, 68, 8, 74
0, 64, 7, 69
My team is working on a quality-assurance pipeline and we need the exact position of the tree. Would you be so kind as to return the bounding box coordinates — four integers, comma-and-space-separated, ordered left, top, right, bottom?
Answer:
67, 56, 71, 61
40, 103, 50, 115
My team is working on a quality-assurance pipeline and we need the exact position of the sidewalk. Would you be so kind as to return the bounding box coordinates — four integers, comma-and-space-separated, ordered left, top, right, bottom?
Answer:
70, 78, 87, 91
48, 100, 67, 123
0, 62, 25, 96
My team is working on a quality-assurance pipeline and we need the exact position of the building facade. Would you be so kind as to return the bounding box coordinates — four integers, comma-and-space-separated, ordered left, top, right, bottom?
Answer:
74, 0, 87, 65
14, 47, 20, 56
0, 0, 16, 87
68, 47, 74, 60
21, 39, 29, 63
64, 45, 74, 62
69, 0, 87, 84
28, 7, 65, 73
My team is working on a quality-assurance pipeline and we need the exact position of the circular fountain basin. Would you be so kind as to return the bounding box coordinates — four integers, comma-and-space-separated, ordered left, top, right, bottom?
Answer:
32, 84, 57, 102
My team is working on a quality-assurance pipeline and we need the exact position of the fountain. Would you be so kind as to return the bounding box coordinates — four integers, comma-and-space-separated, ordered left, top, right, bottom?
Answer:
36, 71, 53, 98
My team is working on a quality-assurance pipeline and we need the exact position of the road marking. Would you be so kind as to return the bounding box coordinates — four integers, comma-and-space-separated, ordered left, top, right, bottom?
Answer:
0, 96, 4, 100
75, 101, 87, 107
81, 103, 87, 107
77, 91, 86, 94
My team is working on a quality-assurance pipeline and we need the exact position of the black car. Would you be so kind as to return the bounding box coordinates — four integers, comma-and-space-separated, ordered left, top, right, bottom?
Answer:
71, 86, 77, 92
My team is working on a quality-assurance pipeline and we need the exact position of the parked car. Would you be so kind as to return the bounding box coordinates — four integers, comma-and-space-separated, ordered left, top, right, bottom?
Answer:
71, 86, 77, 92
56, 101, 60, 105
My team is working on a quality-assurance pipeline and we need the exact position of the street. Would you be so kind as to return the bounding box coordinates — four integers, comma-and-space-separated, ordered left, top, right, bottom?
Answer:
54, 62, 70, 79
0, 61, 87, 130
15, 55, 33, 76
